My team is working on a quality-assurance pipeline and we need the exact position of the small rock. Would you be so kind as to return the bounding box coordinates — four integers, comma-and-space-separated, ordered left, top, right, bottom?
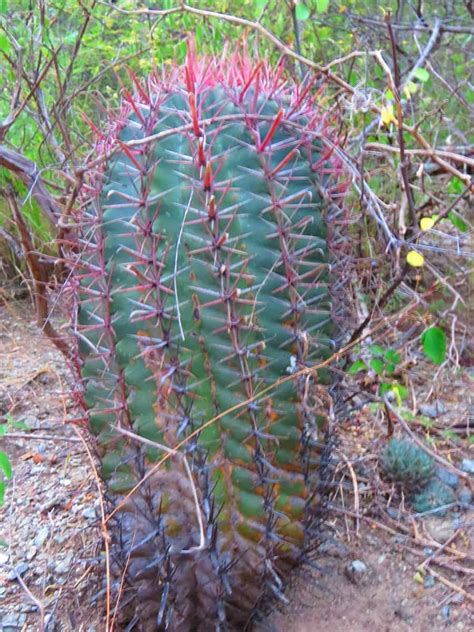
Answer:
351, 560, 367, 573
419, 400, 447, 419
39, 496, 64, 513
450, 593, 465, 604
21, 415, 38, 429
2, 612, 27, 627
425, 517, 458, 543
344, 559, 368, 584
81, 506, 96, 521
377, 554, 386, 564
424, 575, 435, 588
2, 613, 22, 627
435, 466, 459, 488
458, 487, 472, 506
34, 525, 49, 548
55, 556, 72, 575
26, 546, 37, 561
318, 538, 350, 558
0, 551, 10, 564
7, 562, 29, 581
394, 602, 413, 624
441, 605, 451, 620
30, 463, 46, 474
387, 507, 400, 520
461, 459, 474, 475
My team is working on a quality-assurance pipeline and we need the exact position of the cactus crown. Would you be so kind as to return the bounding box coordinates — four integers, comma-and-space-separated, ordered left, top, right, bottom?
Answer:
381, 438, 435, 493
72, 41, 347, 630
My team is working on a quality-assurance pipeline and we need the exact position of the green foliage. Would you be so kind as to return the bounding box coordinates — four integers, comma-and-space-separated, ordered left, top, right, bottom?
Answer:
447, 211, 469, 233
348, 343, 407, 404
0, 451, 12, 506
381, 438, 434, 493
421, 326, 447, 365
411, 479, 455, 515
295, 3, 310, 20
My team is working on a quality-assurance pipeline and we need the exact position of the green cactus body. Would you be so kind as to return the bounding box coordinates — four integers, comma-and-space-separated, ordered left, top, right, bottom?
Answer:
381, 438, 435, 493
74, 46, 345, 630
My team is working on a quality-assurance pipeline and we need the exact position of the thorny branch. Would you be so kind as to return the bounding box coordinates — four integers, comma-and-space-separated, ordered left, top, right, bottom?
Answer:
385, 13, 417, 233
3, 186, 72, 360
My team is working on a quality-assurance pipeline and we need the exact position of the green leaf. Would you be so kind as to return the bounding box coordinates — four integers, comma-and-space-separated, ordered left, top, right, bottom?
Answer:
0, 451, 12, 480
0, 481, 5, 506
0, 425, 6, 437
368, 344, 385, 357
413, 67, 430, 82
0, 33, 10, 53
370, 358, 385, 375
379, 382, 392, 396
348, 359, 366, 374
295, 3, 310, 20
447, 177, 464, 195
315, 0, 330, 12
448, 211, 468, 233
384, 349, 400, 365
421, 327, 446, 365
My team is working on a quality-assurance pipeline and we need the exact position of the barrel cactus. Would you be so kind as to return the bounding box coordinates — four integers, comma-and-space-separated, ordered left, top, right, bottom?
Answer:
71, 43, 346, 630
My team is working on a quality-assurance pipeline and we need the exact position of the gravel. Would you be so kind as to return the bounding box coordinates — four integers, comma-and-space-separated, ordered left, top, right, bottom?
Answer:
33, 526, 49, 548
6, 563, 29, 582
461, 459, 474, 475
435, 466, 459, 488
419, 400, 447, 419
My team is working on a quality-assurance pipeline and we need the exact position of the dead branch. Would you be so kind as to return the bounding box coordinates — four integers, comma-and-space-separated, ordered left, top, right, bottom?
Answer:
3, 186, 72, 360
0, 146, 60, 226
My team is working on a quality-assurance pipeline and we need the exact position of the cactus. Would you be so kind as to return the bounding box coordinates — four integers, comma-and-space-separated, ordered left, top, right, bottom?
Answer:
72, 43, 346, 630
381, 438, 434, 493
411, 478, 455, 515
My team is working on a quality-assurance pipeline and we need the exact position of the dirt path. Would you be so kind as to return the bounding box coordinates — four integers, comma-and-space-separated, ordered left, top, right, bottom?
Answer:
0, 301, 472, 631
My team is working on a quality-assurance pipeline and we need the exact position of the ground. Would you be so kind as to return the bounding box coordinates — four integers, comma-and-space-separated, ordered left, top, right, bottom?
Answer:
0, 298, 472, 631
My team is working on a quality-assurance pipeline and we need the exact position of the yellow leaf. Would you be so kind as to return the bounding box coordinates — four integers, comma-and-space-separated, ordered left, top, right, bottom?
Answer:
393, 385, 402, 407
403, 81, 418, 99
420, 217, 435, 231
407, 251, 425, 267
381, 104, 397, 126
